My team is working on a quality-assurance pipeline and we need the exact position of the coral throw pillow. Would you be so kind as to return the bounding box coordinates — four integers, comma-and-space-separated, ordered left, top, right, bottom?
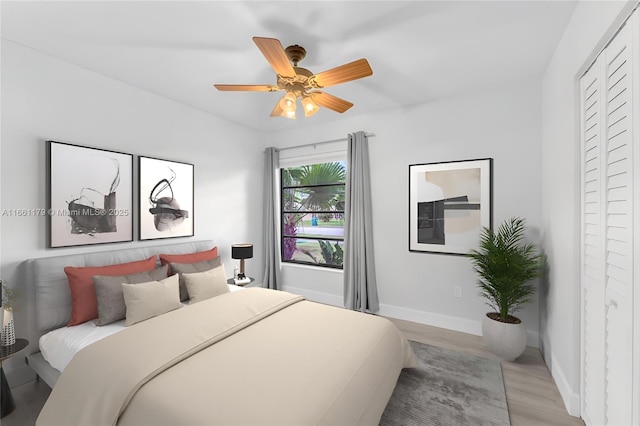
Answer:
159, 247, 218, 273
65, 256, 157, 326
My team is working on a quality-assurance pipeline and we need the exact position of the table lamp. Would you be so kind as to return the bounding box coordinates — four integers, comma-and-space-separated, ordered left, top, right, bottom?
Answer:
231, 243, 253, 280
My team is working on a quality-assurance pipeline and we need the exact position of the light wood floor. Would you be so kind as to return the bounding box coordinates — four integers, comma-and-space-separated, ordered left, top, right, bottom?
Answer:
388, 317, 585, 426
4, 319, 584, 426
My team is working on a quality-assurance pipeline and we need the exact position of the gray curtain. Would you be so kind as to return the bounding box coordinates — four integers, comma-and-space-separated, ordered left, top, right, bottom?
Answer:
343, 131, 379, 312
262, 147, 281, 290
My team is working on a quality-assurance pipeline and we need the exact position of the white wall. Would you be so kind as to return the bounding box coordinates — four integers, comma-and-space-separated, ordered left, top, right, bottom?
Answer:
0, 41, 264, 384
267, 81, 543, 347
540, 0, 636, 417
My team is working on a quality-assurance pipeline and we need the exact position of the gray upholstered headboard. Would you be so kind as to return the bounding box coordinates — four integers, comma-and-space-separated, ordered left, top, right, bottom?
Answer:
28, 240, 215, 339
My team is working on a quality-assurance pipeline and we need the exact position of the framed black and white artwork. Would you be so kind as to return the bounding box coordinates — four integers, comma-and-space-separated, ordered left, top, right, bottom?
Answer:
409, 158, 493, 255
139, 156, 194, 240
47, 141, 134, 248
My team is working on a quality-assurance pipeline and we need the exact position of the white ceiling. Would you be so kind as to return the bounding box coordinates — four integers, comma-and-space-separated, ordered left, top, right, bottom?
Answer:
1, 1, 578, 133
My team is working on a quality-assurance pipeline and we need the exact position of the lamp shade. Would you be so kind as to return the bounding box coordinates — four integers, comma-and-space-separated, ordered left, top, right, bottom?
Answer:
302, 96, 319, 117
231, 244, 253, 260
279, 92, 297, 113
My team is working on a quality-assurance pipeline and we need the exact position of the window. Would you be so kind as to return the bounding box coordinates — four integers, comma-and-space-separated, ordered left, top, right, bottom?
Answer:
281, 161, 346, 269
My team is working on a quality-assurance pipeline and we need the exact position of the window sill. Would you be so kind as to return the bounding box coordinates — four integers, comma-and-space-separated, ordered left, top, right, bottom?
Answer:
281, 262, 344, 274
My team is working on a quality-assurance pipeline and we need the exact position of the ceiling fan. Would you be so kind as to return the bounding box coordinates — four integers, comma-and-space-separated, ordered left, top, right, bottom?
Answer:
214, 37, 373, 119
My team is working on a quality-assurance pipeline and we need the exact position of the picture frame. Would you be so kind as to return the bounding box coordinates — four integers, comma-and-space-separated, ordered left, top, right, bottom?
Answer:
409, 158, 493, 255
47, 141, 134, 248
139, 156, 194, 240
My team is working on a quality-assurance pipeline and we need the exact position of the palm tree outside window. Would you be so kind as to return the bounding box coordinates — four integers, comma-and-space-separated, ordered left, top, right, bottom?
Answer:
281, 161, 346, 268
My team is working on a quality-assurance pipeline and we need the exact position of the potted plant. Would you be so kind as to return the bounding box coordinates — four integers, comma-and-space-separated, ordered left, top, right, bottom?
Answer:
468, 217, 542, 361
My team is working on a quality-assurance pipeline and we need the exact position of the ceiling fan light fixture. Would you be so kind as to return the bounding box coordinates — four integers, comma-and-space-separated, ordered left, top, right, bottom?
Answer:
302, 95, 320, 117
280, 109, 296, 119
279, 91, 297, 113
214, 37, 372, 119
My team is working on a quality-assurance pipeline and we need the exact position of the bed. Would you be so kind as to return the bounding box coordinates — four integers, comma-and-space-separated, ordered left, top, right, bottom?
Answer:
27, 240, 416, 425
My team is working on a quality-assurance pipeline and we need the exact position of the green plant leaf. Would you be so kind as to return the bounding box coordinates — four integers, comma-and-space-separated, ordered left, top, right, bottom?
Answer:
468, 217, 542, 320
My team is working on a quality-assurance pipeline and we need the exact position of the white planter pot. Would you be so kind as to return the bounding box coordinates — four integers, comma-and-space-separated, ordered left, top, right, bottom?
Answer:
481, 313, 527, 361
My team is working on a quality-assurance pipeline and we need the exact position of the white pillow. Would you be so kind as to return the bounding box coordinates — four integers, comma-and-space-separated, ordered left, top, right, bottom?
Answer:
182, 264, 229, 304
122, 274, 182, 326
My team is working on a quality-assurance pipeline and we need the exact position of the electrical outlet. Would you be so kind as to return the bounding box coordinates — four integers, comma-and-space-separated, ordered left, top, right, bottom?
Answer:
454, 285, 463, 298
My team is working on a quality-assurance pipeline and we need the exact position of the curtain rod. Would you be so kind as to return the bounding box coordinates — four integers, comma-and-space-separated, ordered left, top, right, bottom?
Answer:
276, 133, 376, 152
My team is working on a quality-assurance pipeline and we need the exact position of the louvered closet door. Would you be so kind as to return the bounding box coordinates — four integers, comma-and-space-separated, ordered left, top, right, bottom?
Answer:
580, 12, 637, 426
602, 19, 634, 426
581, 56, 606, 426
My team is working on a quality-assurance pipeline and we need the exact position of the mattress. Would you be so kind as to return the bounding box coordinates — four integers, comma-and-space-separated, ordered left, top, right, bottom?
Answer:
39, 284, 244, 373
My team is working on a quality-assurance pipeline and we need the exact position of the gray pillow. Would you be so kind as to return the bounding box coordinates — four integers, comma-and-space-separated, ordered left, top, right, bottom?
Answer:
170, 257, 222, 301
93, 265, 169, 326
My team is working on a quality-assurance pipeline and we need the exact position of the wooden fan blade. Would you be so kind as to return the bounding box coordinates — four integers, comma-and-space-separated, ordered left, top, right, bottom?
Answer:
311, 92, 354, 113
312, 58, 373, 88
270, 101, 284, 117
253, 37, 296, 78
214, 84, 278, 92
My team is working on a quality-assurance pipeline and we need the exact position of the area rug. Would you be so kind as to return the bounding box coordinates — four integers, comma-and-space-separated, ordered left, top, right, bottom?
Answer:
379, 341, 510, 426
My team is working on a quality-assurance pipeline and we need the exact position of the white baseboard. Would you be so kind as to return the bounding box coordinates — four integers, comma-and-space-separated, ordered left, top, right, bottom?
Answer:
379, 302, 481, 335
282, 286, 539, 348
379, 303, 540, 348
548, 351, 581, 417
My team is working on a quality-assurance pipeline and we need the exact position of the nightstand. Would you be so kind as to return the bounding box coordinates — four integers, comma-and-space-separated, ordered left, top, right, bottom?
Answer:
227, 277, 255, 287
1, 338, 29, 418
